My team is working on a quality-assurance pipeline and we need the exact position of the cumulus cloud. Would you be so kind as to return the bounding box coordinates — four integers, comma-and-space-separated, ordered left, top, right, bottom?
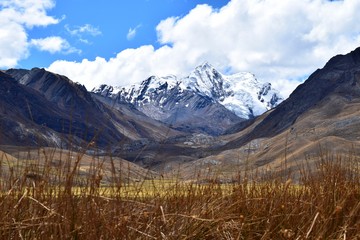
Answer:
0, 0, 61, 68
126, 25, 142, 40
0, 0, 59, 27
0, 19, 29, 67
49, 0, 360, 97
30, 36, 81, 54
48, 45, 180, 90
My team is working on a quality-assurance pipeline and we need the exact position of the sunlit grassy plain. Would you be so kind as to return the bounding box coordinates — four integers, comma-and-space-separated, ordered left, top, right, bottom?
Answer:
0, 147, 359, 239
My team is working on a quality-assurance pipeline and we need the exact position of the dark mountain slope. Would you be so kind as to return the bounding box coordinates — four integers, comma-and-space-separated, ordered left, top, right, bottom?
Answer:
0, 71, 75, 147
6, 68, 100, 116
5, 68, 129, 147
2, 69, 182, 151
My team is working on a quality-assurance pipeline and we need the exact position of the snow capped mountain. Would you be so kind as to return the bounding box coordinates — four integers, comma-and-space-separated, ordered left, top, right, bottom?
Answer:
182, 62, 283, 118
93, 62, 283, 120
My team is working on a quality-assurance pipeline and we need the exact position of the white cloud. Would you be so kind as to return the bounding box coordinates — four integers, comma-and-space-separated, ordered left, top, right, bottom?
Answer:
126, 28, 137, 40
0, 0, 59, 28
0, 0, 61, 68
48, 45, 180, 90
65, 24, 102, 37
0, 19, 29, 67
126, 25, 142, 40
49, 0, 360, 97
64, 24, 101, 45
30, 36, 81, 54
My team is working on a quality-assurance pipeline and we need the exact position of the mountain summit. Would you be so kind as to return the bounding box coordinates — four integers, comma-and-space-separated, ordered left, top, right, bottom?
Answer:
92, 63, 283, 135
183, 62, 282, 118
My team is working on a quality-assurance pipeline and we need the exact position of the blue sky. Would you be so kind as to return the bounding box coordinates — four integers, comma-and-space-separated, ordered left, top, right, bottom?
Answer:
22, 0, 230, 68
1, 0, 360, 96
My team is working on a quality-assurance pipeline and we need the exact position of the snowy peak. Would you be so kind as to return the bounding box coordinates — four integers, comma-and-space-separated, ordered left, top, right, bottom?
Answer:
185, 62, 227, 99
191, 62, 224, 87
182, 63, 283, 118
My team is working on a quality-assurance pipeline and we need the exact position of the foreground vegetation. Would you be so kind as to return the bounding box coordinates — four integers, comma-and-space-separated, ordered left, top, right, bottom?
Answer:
0, 149, 359, 239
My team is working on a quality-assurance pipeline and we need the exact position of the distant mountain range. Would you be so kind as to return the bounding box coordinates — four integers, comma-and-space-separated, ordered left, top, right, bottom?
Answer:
0, 63, 283, 169
92, 62, 282, 135
2, 47, 360, 178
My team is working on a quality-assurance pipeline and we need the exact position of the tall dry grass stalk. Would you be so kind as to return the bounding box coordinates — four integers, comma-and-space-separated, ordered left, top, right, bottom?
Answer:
0, 148, 359, 239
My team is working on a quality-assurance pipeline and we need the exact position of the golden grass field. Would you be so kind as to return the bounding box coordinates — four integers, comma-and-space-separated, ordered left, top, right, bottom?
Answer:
0, 147, 359, 239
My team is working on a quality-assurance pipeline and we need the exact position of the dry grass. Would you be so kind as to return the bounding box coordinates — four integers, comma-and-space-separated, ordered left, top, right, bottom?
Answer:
0, 148, 359, 239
